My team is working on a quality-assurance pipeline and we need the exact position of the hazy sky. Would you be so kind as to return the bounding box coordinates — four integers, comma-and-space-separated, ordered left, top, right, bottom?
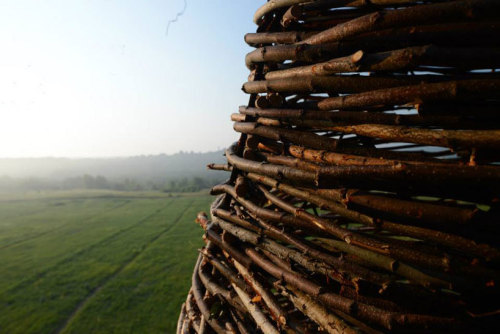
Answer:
0, 0, 261, 157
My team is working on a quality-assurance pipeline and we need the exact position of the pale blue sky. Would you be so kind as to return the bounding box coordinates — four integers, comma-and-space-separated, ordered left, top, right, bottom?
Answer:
0, 0, 261, 157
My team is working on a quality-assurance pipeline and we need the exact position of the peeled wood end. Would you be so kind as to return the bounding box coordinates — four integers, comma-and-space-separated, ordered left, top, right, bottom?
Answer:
231, 113, 246, 122
351, 50, 364, 64
196, 212, 209, 229
243, 33, 252, 44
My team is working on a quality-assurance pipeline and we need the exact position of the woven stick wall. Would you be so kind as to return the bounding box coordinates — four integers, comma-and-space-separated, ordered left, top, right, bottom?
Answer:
177, 1, 500, 333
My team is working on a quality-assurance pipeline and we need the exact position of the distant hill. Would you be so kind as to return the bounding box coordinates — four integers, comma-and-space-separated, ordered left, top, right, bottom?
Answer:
0, 150, 228, 192
0, 150, 226, 181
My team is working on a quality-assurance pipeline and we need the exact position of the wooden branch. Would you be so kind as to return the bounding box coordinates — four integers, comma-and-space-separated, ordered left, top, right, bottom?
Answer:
233, 260, 288, 327
191, 254, 227, 334
234, 122, 444, 162
213, 208, 395, 287
180, 0, 500, 330
253, 0, 314, 25
207, 163, 233, 172
250, 173, 500, 265
265, 45, 500, 80
247, 247, 459, 331
232, 283, 280, 334
316, 79, 500, 110
198, 260, 246, 314
278, 282, 361, 334
245, 21, 500, 68
242, 75, 435, 94
245, 31, 317, 46
301, 0, 500, 45
176, 302, 187, 334
239, 106, 481, 129
185, 292, 201, 333
327, 123, 500, 149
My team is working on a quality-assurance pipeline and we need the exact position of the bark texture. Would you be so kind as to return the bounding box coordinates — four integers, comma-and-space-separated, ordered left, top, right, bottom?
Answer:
177, 1, 500, 333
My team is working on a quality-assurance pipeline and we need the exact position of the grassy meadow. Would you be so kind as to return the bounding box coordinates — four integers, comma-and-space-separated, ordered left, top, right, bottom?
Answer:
0, 190, 213, 333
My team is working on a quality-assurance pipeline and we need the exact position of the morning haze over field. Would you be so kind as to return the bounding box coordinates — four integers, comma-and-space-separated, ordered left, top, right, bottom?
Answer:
0, 1, 262, 333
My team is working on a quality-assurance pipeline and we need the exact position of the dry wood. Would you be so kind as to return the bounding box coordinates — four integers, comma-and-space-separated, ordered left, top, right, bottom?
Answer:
177, 303, 187, 334
185, 292, 201, 333
278, 283, 360, 334
316, 79, 500, 110
245, 21, 500, 68
238, 106, 480, 129
213, 209, 395, 287
179, 1, 500, 332
242, 75, 435, 94
233, 260, 288, 327
253, 0, 314, 25
326, 124, 500, 149
265, 46, 500, 80
233, 122, 446, 162
198, 261, 246, 314
248, 247, 458, 331
245, 31, 317, 46
191, 255, 227, 334
301, 0, 500, 45
250, 173, 500, 264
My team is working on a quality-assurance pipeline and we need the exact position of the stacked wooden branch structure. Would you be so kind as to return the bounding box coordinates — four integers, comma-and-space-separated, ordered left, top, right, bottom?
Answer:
177, 1, 500, 332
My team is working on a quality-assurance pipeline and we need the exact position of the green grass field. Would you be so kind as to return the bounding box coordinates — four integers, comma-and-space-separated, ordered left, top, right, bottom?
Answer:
0, 190, 213, 333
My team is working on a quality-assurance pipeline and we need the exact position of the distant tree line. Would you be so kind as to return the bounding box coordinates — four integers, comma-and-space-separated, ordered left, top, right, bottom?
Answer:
0, 174, 226, 193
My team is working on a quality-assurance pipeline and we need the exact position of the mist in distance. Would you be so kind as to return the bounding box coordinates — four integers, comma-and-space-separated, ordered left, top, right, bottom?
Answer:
0, 150, 227, 193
